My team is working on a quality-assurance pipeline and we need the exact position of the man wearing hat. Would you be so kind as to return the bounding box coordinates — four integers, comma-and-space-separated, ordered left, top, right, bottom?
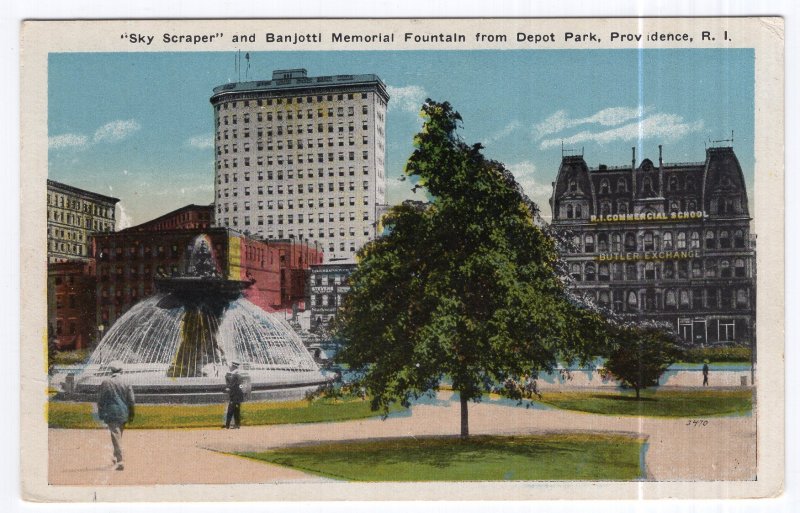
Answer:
224, 360, 244, 429
97, 360, 135, 471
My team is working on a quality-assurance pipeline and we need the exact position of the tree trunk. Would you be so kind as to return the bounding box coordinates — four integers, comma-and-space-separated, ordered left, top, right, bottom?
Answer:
460, 394, 469, 438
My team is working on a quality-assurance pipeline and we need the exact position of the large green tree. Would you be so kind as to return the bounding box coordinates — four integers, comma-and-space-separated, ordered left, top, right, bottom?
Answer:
335, 100, 611, 437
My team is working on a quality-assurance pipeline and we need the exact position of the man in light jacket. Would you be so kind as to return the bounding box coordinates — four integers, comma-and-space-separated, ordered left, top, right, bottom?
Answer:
97, 360, 135, 470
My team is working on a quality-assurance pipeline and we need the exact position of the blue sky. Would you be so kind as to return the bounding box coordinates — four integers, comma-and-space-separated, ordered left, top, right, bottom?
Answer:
48, 49, 754, 227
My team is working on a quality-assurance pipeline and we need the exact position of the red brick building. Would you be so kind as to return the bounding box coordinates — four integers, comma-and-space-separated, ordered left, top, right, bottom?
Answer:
91, 205, 323, 333
47, 260, 96, 350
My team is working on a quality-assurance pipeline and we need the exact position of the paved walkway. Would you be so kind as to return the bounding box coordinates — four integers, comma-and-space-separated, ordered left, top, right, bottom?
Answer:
48, 392, 756, 485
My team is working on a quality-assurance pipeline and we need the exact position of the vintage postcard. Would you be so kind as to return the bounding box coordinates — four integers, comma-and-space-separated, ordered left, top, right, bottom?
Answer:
20, 17, 784, 502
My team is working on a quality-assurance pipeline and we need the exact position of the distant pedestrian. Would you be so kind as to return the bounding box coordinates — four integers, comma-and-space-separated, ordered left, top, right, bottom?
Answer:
702, 361, 710, 386
224, 361, 244, 429
96, 360, 135, 471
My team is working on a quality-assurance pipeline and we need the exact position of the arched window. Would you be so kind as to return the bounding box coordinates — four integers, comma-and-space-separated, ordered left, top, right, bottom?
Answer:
663, 232, 673, 249
572, 235, 581, 252
668, 175, 679, 191
665, 290, 677, 307
670, 200, 681, 213
611, 233, 621, 252
599, 179, 610, 194
690, 231, 700, 249
625, 262, 637, 280
600, 201, 611, 216
585, 263, 596, 281
575, 204, 583, 218
624, 232, 636, 251
645, 261, 656, 279
677, 232, 687, 249
598, 233, 608, 252
598, 263, 610, 281
719, 230, 731, 249
705, 230, 716, 249
566, 204, 574, 219
734, 229, 745, 248
663, 261, 675, 279
642, 177, 655, 195
705, 259, 717, 278
617, 178, 627, 192
687, 200, 697, 211
570, 263, 582, 281
737, 289, 749, 307
599, 291, 610, 306
678, 260, 689, 279
612, 262, 623, 280
618, 201, 628, 214
692, 260, 702, 278
643, 232, 654, 251
584, 234, 595, 252
680, 290, 691, 306
720, 259, 732, 278
568, 179, 578, 192
627, 291, 638, 308
735, 258, 746, 277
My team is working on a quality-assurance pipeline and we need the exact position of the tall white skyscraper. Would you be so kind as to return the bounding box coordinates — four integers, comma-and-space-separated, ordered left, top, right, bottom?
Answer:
210, 69, 389, 262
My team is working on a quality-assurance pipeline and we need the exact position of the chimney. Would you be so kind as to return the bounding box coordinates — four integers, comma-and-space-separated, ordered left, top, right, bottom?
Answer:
631, 146, 637, 199
658, 144, 664, 197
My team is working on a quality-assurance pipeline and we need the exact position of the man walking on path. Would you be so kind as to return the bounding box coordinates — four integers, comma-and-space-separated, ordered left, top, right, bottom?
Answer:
224, 361, 244, 429
97, 360, 135, 470
702, 361, 710, 386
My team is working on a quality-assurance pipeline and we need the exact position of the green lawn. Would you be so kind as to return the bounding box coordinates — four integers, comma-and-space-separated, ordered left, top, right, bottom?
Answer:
48, 397, 402, 429
536, 389, 752, 417
237, 433, 645, 481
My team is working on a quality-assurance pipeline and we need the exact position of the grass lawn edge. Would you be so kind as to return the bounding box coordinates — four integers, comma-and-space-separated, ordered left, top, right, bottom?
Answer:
232, 433, 648, 482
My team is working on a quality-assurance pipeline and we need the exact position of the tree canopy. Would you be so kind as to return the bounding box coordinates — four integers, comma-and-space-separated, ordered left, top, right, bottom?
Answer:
335, 100, 612, 437
600, 325, 684, 399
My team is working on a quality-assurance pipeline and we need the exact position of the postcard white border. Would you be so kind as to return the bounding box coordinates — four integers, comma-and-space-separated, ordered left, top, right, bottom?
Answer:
19, 16, 785, 503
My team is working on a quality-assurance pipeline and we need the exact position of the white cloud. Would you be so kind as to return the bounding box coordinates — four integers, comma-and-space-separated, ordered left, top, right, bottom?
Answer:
93, 119, 141, 143
115, 202, 134, 230
483, 120, 521, 145
386, 176, 426, 205
48, 133, 89, 150
533, 111, 571, 140
533, 106, 647, 140
506, 161, 552, 209
539, 113, 704, 149
386, 85, 428, 113
186, 134, 214, 149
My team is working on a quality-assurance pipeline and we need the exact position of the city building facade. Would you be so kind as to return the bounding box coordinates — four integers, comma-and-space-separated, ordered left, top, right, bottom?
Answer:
549, 145, 755, 346
47, 180, 119, 348
308, 261, 357, 327
48, 260, 96, 350
91, 205, 323, 335
209, 68, 389, 262
47, 179, 119, 263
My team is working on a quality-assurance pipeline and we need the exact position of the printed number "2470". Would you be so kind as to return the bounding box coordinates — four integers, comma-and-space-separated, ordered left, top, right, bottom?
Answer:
686, 420, 709, 427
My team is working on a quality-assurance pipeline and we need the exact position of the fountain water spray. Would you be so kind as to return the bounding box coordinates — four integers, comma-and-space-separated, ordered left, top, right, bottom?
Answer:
65, 234, 329, 403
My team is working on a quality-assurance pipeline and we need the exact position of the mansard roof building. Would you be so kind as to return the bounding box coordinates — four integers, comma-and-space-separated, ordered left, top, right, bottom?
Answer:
549, 145, 755, 346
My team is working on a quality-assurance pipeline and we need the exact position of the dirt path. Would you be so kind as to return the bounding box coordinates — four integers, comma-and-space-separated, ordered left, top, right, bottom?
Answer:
48, 392, 755, 485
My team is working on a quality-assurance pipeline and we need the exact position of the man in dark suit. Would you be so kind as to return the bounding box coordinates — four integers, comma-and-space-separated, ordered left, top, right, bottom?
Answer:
224, 361, 244, 429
